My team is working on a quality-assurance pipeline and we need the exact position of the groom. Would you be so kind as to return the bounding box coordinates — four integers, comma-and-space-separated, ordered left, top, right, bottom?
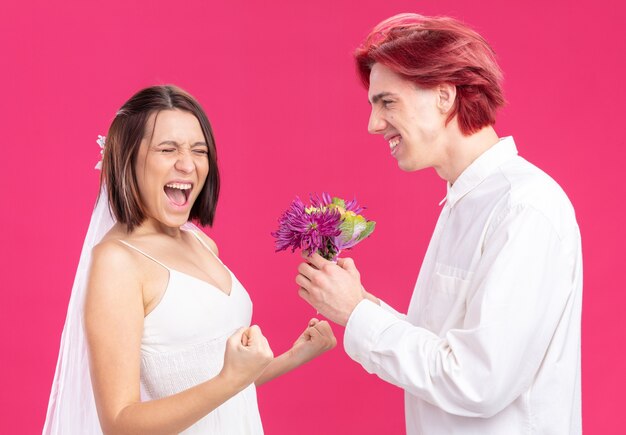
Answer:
296, 13, 582, 435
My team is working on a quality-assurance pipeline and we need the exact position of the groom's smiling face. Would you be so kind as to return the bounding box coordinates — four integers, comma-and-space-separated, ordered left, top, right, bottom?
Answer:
366, 63, 449, 173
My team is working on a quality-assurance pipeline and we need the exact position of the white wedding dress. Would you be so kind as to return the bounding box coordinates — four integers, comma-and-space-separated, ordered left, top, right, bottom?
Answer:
119, 229, 264, 434
44, 143, 263, 433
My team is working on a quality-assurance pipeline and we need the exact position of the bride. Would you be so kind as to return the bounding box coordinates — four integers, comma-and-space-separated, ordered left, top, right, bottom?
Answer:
44, 85, 336, 434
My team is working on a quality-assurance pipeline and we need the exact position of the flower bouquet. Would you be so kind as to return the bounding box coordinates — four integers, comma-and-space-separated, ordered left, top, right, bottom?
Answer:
272, 193, 375, 261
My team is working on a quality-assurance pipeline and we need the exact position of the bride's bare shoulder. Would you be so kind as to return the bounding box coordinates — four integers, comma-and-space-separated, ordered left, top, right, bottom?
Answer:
91, 224, 141, 273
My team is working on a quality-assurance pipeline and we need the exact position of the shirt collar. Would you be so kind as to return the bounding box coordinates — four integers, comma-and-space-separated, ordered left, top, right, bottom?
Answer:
442, 136, 518, 207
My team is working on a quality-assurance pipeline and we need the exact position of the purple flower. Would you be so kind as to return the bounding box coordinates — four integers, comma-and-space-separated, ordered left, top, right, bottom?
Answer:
272, 197, 342, 260
272, 193, 376, 261
311, 192, 364, 214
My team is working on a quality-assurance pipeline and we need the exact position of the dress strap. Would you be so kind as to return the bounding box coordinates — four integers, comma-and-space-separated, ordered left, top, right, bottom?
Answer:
118, 240, 170, 271
185, 230, 222, 263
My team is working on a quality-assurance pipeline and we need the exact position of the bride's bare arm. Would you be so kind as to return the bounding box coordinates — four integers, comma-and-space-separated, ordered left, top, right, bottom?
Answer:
84, 241, 273, 435
255, 318, 336, 387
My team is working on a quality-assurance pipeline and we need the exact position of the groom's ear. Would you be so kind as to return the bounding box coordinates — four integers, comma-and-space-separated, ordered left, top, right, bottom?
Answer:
436, 83, 457, 115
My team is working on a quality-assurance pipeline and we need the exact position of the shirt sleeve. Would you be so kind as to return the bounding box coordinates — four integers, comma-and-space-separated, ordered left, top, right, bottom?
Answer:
343, 204, 579, 418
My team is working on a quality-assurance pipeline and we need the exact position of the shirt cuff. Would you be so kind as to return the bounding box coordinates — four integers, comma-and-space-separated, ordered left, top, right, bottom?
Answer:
378, 299, 407, 320
344, 299, 404, 369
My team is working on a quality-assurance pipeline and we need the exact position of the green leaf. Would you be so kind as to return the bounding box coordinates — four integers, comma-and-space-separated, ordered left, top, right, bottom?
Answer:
357, 220, 376, 241
331, 197, 346, 209
339, 217, 356, 242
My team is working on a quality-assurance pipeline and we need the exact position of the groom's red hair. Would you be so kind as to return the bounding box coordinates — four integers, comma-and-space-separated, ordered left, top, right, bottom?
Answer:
355, 13, 506, 135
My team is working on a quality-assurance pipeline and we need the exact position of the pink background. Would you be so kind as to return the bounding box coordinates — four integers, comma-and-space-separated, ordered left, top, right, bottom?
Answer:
2, 0, 625, 433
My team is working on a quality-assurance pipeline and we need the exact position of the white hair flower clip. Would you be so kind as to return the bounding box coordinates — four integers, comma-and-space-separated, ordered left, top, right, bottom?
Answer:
95, 135, 106, 170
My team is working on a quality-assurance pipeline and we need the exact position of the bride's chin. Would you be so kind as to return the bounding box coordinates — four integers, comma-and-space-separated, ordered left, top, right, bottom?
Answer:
143, 213, 188, 232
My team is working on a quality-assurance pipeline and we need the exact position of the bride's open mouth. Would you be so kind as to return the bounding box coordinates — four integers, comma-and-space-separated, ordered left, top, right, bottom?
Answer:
164, 182, 193, 207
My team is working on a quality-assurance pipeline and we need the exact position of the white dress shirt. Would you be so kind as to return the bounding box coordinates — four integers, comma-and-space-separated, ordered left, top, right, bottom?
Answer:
344, 137, 582, 434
